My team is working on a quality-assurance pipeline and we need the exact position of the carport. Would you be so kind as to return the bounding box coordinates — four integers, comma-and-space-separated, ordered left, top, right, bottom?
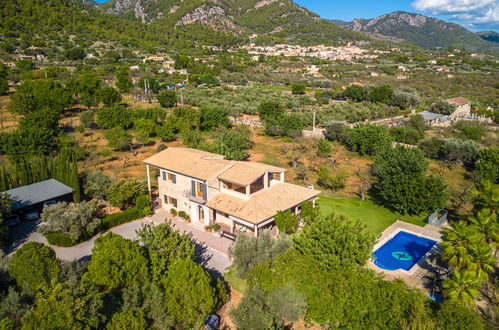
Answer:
4, 179, 74, 215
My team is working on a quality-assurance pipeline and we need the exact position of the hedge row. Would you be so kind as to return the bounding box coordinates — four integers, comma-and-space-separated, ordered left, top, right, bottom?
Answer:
46, 233, 76, 247
101, 207, 143, 230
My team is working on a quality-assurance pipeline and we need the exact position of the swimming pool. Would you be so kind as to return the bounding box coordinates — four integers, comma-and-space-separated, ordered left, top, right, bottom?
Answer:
373, 231, 437, 271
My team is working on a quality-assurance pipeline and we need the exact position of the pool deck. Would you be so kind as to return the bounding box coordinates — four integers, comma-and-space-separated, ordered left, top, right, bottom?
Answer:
368, 220, 448, 294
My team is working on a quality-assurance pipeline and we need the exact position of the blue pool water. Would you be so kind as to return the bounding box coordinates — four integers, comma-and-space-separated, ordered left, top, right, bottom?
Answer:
373, 231, 436, 271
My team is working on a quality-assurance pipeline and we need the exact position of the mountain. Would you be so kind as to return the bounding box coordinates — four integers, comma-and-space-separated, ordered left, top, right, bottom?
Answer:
0, 0, 243, 53
335, 11, 497, 51
477, 31, 499, 44
99, 0, 372, 45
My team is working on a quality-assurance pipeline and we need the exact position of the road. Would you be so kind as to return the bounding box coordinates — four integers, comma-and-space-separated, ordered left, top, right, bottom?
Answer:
6, 218, 231, 275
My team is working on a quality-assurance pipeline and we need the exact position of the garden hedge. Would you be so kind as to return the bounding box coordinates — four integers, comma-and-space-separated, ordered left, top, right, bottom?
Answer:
101, 207, 143, 230
46, 233, 76, 247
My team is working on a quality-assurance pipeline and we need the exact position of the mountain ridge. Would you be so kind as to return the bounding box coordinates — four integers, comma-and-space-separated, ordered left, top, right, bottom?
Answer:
98, 0, 373, 46
334, 11, 497, 51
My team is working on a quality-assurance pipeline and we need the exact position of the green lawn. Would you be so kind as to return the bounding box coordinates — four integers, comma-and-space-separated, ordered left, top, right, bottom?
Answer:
224, 266, 248, 294
316, 194, 426, 236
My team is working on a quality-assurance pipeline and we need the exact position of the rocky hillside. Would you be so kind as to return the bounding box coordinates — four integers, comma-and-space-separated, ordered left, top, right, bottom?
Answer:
100, 0, 372, 45
477, 31, 499, 44
335, 11, 497, 51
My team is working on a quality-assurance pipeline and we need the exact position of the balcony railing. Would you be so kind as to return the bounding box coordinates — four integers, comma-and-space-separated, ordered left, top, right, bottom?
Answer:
183, 190, 207, 204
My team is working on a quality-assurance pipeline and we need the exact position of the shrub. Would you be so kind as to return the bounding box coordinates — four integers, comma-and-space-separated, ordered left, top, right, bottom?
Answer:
109, 178, 147, 208
389, 127, 424, 145
367, 85, 394, 104
46, 233, 76, 247
430, 99, 456, 115
342, 85, 366, 102
8, 242, 60, 292
200, 105, 230, 130
39, 201, 100, 242
474, 147, 499, 183
439, 138, 479, 164
97, 86, 122, 107
317, 139, 331, 157
274, 209, 300, 234
134, 194, 150, 209
170, 208, 178, 216
97, 105, 132, 129
291, 83, 306, 95
79, 110, 94, 128
212, 223, 221, 231
317, 167, 348, 191
346, 124, 390, 156
157, 90, 177, 108
177, 211, 189, 220
391, 88, 420, 109
454, 120, 485, 141
229, 230, 291, 278
101, 208, 143, 230
324, 122, 347, 142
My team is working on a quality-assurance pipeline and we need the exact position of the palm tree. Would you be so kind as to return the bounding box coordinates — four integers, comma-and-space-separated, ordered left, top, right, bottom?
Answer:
441, 222, 483, 268
471, 180, 499, 213
443, 269, 481, 307
468, 209, 498, 246
469, 243, 496, 281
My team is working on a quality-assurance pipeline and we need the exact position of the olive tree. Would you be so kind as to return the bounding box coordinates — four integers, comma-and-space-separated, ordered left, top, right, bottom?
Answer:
38, 201, 101, 241
108, 178, 147, 208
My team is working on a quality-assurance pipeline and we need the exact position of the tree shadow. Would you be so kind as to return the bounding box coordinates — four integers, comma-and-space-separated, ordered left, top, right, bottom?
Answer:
193, 241, 223, 279
5, 220, 40, 255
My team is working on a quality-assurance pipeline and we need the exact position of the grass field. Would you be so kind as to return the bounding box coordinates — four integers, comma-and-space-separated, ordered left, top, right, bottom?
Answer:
224, 266, 248, 294
316, 194, 426, 236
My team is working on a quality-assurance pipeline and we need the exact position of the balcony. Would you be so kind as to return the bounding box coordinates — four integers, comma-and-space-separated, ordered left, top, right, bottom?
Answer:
183, 190, 207, 204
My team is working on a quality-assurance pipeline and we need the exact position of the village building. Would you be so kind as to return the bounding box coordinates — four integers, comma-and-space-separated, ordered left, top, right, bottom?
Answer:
447, 97, 472, 120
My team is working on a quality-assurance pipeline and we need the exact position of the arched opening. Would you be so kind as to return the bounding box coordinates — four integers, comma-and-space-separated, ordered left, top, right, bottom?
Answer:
198, 206, 204, 221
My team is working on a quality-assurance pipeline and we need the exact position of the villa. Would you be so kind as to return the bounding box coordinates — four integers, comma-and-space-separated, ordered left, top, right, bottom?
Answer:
144, 148, 320, 237
447, 97, 471, 120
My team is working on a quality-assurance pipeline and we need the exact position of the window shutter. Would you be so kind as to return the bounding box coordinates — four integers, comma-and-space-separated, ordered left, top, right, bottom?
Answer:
191, 180, 196, 197
172, 174, 176, 184
162, 171, 166, 181
202, 183, 207, 200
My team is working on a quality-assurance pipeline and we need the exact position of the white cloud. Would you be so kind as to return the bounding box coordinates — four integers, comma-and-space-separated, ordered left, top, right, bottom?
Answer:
413, 0, 495, 12
412, 0, 498, 29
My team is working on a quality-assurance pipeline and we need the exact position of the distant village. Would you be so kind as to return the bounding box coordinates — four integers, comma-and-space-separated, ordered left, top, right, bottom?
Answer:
241, 43, 380, 61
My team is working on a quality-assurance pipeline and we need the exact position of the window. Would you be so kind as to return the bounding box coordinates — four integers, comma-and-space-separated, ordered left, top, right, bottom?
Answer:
162, 171, 167, 181
196, 182, 204, 198
164, 195, 177, 207
191, 180, 207, 200
168, 196, 177, 207
168, 172, 176, 183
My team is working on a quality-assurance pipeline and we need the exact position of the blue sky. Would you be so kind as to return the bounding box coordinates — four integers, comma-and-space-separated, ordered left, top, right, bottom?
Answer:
294, 0, 498, 31
95, 0, 498, 31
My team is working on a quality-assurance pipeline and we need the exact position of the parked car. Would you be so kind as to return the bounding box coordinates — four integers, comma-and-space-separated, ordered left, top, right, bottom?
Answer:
23, 210, 39, 221
202, 315, 219, 330
4, 214, 20, 227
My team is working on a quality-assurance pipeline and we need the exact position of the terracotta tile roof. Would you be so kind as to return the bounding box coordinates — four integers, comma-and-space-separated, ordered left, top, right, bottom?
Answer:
218, 162, 285, 186
206, 182, 321, 225
447, 97, 471, 106
144, 148, 231, 180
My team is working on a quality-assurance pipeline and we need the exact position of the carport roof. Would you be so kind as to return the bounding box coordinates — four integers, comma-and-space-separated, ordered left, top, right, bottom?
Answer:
4, 179, 74, 210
